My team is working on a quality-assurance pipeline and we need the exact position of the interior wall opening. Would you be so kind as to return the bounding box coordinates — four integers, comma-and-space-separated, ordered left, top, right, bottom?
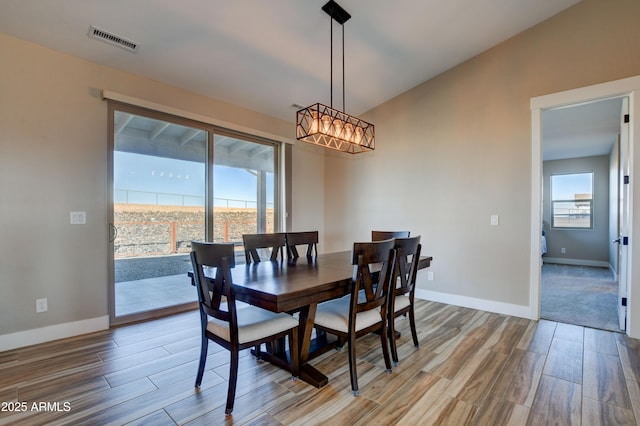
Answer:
540, 97, 624, 332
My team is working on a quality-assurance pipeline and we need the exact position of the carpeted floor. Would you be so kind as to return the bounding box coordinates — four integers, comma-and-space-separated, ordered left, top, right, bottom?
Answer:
541, 263, 621, 332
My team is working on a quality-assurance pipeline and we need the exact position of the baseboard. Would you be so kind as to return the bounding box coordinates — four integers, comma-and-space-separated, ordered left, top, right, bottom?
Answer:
415, 289, 532, 319
0, 316, 110, 352
542, 257, 609, 268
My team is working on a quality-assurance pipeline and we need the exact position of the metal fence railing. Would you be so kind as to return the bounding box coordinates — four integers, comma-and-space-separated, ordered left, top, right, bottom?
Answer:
114, 189, 273, 209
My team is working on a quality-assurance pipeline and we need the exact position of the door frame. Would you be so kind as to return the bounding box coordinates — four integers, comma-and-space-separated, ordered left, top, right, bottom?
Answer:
530, 75, 640, 339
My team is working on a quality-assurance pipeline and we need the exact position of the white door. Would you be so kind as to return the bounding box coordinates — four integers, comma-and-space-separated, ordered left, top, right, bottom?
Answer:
617, 97, 630, 331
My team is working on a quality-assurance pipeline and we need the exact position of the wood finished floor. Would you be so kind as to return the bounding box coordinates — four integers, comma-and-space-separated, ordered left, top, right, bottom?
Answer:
1, 300, 639, 425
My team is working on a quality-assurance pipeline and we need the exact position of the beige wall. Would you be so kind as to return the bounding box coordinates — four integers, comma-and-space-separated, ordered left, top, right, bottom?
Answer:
290, 142, 326, 250
324, 0, 640, 311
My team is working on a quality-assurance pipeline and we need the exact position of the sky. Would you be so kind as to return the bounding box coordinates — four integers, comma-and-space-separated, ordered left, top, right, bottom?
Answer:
114, 151, 273, 207
551, 172, 592, 200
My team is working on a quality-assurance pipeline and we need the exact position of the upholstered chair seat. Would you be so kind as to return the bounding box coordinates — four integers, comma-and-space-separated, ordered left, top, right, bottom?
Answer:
206, 305, 298, 344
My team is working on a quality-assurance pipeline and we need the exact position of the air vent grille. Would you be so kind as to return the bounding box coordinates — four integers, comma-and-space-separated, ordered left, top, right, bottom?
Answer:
88, 26, 138, 53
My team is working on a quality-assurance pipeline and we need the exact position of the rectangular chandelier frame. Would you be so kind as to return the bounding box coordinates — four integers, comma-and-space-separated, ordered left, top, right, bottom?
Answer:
296, 103, 374, 154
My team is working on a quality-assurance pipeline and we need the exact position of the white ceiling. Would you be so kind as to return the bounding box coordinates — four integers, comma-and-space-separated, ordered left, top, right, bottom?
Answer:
0, 0, 581, 121
542, 98, 623, 161
0, 0, 619, 160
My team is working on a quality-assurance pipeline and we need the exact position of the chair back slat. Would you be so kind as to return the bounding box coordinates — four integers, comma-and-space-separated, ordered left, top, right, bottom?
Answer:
242, 233, 286, 263
393, 236, 422, 296
371, 230, 410, 241
191, 241, 237, 326
285, 231, 318, 259
351, 239, 396, 315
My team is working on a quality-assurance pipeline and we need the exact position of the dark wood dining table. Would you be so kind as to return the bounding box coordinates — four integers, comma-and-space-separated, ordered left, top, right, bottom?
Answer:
228, 250, 433, 388
190, 250, 432, 387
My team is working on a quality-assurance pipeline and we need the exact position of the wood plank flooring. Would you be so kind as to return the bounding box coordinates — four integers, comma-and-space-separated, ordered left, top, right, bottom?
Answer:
1, 300, 639, 425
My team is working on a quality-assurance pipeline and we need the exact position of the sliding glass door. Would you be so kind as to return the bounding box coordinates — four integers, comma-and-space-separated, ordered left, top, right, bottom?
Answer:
109, 106, 209, 323
213, 133, 276, 246
108, 103, 281, 324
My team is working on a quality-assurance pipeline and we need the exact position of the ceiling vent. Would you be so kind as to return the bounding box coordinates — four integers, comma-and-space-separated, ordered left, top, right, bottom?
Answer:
88, 25, 138, 53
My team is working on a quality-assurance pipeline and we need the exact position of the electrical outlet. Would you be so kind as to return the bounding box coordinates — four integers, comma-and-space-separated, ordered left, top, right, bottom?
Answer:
490, 215, 499, 226
561, 247, 566, 254
427, 271, 434, 281
36, 298, 48, 313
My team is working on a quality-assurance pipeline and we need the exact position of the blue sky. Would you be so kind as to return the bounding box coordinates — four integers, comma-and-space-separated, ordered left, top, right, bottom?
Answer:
114, 152, 273, 206
551, 172, 592, 200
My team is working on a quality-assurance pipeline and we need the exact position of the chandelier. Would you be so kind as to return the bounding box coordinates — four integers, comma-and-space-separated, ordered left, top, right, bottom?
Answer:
296, 0, 374, 154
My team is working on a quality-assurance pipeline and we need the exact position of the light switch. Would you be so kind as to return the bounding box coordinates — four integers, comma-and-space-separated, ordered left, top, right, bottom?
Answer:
490, 215, 499, 226
70, 211, 86, 225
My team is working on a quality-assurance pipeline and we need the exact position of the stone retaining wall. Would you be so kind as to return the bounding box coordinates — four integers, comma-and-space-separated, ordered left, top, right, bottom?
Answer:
114, 204, 273, 258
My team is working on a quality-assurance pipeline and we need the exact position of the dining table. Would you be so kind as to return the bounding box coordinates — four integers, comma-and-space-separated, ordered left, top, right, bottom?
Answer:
193, 250, 432, 388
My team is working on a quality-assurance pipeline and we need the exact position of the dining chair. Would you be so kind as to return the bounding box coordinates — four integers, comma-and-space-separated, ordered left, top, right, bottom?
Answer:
242, 232, 286, 263
371, 230, 410, 241
313, 239, 397, 396
285, 231, 318, 259
388, 236, 422, 365
190, 241, 299, 416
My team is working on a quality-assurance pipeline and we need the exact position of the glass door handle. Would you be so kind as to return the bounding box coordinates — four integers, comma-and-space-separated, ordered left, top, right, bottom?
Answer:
109, 223, 118, 242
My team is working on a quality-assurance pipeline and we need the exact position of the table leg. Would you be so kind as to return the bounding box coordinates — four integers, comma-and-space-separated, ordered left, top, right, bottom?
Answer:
250, 304, 331, 388
298, 303, 316, 363
297, 303, 329, 388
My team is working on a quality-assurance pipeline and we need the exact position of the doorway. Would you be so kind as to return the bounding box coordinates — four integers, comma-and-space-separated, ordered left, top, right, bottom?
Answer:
530, 76, 640, 338
540, 99, 622, 331
108, 106, 211, 324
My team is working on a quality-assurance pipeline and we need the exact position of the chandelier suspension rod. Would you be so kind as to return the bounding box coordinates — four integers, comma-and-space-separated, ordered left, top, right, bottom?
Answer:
329, 17, 347, 113
342, 21, 345, 113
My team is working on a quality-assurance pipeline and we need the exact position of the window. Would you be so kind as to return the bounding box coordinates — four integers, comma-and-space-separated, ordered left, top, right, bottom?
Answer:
551, 172, 593, 229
